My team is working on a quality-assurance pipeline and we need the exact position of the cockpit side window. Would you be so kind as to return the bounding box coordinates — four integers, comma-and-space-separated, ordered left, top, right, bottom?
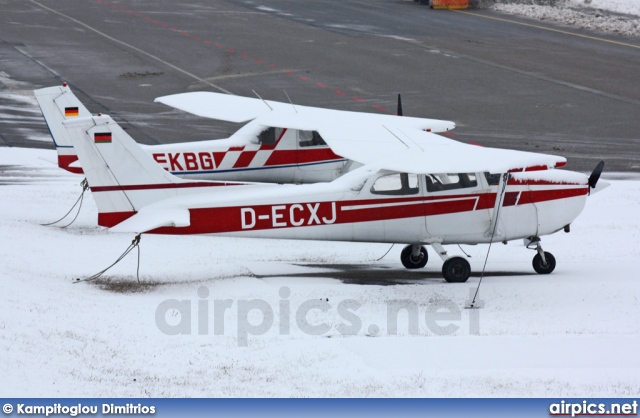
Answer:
298, 130, 327, 147
371, 173, 419, 195
258, 127, 284, 145
426, 173, 477, 192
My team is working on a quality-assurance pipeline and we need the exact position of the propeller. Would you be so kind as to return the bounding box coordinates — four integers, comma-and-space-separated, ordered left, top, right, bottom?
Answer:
397, 94, 403, 117
588, 160, 605, 189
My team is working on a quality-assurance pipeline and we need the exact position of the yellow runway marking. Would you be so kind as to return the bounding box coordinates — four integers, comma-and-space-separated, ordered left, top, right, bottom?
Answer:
453, 10, 640, 50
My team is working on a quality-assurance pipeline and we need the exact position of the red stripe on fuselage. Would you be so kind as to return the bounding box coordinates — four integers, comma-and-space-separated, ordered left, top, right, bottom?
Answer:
233, 151, 258, 168
264, 148, 342, 166
522, 187, 587, 204
296, 148, 343, 164
502, 191, 519, 207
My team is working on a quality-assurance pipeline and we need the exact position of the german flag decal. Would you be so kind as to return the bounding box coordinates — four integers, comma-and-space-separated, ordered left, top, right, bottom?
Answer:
94, 132, 112, 143
65, 107, 79, 117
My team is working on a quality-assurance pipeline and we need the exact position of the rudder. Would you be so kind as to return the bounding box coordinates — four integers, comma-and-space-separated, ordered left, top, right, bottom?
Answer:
34, 84, 92, 173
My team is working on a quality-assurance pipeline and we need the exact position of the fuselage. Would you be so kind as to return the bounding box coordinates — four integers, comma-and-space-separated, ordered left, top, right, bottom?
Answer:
97, 168, 589, 245
62, 127, 347, 183
145, 128, 346, 183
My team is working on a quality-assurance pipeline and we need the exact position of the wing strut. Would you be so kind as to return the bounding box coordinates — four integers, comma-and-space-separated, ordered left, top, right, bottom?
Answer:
467, 173, 510, 309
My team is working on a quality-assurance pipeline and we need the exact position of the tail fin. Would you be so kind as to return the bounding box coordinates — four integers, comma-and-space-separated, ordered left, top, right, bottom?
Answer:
34, 84, 92, 174
63, 114, 241, 228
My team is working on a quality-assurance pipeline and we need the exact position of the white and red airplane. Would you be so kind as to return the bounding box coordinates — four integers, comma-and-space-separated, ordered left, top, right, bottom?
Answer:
34, 84, 455, 184
58, 93, 608, 282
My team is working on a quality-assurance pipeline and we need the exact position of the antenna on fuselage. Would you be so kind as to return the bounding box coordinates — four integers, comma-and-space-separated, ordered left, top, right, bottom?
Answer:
252, 90, 273, 111
284, 90, 298, 114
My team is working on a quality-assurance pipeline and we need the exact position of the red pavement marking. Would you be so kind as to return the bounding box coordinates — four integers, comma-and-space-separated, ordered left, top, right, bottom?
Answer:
99, 2, 394, 114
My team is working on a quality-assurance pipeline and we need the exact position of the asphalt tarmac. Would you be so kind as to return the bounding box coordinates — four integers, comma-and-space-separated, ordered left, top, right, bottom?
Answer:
1, 0, 639, 172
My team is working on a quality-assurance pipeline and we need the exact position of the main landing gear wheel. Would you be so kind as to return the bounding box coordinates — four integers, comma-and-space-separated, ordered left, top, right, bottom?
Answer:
442, 257, 471, 283
400, 245, 428, 269
532, 252, 556, 274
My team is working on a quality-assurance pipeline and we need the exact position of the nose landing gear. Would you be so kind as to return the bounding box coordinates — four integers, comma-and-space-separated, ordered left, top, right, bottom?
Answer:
527, 237, 556, 274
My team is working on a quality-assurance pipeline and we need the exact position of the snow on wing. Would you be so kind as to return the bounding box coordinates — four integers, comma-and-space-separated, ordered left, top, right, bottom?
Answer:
155, 92, 290, 123
154, 91, 456, 130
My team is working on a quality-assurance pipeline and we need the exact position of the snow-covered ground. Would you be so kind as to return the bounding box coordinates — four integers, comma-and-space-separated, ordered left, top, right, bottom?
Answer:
488, 0, 640, 38
0, 147, 639, 397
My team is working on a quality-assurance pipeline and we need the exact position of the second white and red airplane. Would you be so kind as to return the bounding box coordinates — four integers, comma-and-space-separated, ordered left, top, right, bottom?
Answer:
35, 84, 455, 184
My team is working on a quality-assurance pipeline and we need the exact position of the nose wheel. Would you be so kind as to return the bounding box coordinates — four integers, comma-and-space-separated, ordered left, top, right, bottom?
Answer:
528, 238, 556, 274
532, 251, 556, 274
400, 244, 428, 269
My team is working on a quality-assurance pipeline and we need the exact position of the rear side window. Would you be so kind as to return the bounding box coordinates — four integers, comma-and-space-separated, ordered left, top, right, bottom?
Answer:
426, 173, 477, 192
371, 173, 419, 195
298, 130, 327, 147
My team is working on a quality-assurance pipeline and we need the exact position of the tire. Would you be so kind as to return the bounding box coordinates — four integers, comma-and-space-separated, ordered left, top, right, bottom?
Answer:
400, 245, 428, 269
532, 252, 556, 274
442, 257, 471, 283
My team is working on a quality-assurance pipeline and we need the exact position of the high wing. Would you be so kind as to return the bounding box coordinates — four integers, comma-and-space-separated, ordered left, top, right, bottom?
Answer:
155, 91, 456, 131
259, 111, 566, 174
156, 92, 566, 174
